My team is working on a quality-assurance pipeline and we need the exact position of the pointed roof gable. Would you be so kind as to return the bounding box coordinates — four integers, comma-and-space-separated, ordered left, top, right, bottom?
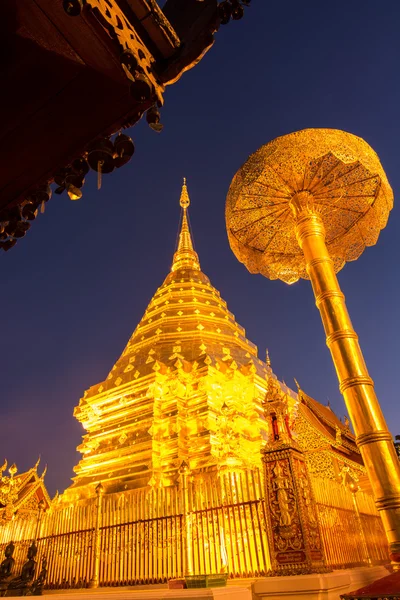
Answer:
0, 459, 51, 523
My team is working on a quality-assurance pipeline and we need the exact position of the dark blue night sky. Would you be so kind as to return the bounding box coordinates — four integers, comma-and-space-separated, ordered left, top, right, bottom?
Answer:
1, 0, 400, 496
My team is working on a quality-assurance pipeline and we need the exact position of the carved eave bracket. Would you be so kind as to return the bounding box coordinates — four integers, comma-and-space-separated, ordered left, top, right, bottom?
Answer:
86, 0, 165, 104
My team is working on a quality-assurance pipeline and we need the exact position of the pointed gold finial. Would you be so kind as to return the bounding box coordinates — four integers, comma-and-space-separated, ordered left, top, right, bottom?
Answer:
172, 179, 200, 272
266, 349, 271, 368
9, 464, 17, 477
180, 177, 190, 209
294, 377, 300, 391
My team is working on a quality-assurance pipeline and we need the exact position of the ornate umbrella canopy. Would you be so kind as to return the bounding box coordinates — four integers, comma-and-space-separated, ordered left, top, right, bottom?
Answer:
226, 129, 393, 284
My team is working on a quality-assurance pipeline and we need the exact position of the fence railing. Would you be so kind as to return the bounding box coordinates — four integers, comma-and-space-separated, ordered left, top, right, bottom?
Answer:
0, 469, 389, 586
0, 499, 270, 587
312, 477, 388, 569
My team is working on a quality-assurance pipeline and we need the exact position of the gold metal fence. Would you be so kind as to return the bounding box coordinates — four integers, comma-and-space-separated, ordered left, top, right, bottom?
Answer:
312, 477, 388, 568
0, 468, 389, 585
0, 500, 269, 586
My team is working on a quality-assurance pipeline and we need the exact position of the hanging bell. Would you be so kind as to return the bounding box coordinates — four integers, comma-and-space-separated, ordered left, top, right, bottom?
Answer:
87, 138, 115, 173
113, 134, 135, 168
71, 157, 89, 177
218, 1, 232, 24
67, 185, 83, 200
130, 74, 153, 103
64, 173, 84, 200
120, 50, 138, 73
13, 221, 30, 238
65, 173, 85, 189
231, 1, 244, 20
0, 238, 17, 252
28, 183, 52, 204
21, 202, 38, 221
146, 106, 163, 132
54, 168, 69, 187
63, 0, 83, 16
5, 220, 18, 237
53, 168, 69, 194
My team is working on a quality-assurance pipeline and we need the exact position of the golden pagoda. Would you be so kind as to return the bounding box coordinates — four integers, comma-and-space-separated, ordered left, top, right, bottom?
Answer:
68, 178, 271, 498
0, 181, 390, 590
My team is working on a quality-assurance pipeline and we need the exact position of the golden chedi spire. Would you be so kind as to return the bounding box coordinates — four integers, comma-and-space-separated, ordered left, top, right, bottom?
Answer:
69, 179, 271, 497
171, 178, 200, 272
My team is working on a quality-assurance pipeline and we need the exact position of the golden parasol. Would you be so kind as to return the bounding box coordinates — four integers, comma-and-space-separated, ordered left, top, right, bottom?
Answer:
226, 128, 400, 566
226, 129, 393, 284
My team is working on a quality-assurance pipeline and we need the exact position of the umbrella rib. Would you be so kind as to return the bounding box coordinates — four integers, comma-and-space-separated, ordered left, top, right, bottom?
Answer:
242, 191, 290, 199
313, 173, 379, 195
234, 201, 290, 213
266, 210, 292, 254
316, 201, 364, 215
234, 207, 287, 237
309, 160, 362, 192
329, 214, 367, 242
307, 154, 342, 191
314, 193, 376, 200
266, 165, 297, 193
247, 208, 289, 247
246, 182, 291, 195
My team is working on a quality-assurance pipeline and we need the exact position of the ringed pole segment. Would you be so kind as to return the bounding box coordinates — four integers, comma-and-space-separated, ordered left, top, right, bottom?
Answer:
225, 128, 400, 565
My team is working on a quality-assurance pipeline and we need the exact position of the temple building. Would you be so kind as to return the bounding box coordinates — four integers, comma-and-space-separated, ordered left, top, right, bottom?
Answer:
0, 181, 389, 588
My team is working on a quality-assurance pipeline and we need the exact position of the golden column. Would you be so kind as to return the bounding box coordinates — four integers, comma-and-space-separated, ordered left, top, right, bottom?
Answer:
89, 482, 104, 589
225, 129, 400, 566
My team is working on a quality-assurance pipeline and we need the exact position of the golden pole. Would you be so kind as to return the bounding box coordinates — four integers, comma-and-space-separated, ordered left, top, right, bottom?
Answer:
88, 483, 104, 588
291, 193, 400, 565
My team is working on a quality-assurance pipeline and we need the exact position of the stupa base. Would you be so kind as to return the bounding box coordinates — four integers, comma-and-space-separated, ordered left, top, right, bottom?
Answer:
44, 585, 251, 599
253, 566, 389, 600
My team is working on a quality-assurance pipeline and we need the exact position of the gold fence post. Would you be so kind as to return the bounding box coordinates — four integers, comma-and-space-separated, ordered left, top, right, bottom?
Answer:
341, 469, 372, 566
351, 488, 372, 566
179, 461, 193, 577
262, 379, 328, 575
89, 483, 104, 589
